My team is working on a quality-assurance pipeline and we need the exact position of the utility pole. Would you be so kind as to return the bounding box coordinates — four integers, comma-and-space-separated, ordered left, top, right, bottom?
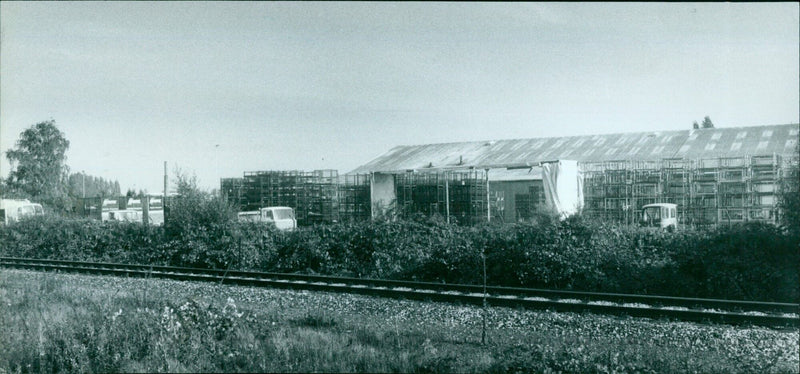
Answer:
142, 194, 149, 226
215, 144, 220, 194
445, 172, 450, 224
482, 169, 489, 345
164, 161, 167, 199
485, 169, 490, 223
163, 161, 168, 225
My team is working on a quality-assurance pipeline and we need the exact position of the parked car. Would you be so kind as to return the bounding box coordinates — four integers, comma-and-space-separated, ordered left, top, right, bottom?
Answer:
237, 206, 297, 230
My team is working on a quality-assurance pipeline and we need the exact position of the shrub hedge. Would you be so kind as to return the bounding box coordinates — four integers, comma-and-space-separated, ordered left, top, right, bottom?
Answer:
1, 214, 797, 303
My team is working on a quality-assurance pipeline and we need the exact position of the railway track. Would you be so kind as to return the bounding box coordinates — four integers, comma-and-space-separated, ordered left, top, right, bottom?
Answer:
2, 256, 797, 328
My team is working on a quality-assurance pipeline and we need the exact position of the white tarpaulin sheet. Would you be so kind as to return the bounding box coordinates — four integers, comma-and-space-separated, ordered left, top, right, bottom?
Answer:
541, 160, 584, 218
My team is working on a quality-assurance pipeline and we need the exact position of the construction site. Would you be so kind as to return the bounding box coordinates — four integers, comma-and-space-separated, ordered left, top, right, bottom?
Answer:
580, 154, 787, 225
221, 123, 799, 227
221, 169, 492, 226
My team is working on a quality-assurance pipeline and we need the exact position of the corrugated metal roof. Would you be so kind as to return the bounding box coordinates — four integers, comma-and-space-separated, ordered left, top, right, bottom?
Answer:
350, 124, 799, 175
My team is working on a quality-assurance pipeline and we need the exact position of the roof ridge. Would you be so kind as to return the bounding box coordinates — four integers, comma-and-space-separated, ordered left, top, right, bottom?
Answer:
405, 123, 799, 148
349, 123, 799, 174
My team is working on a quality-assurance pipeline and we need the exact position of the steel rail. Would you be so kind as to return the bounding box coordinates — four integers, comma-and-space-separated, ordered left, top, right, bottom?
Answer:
1, 256, 797, 328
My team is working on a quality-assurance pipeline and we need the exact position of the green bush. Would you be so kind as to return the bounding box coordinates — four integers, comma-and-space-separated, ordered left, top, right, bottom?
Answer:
666, 222, 800, 301
1, 213, 797, 302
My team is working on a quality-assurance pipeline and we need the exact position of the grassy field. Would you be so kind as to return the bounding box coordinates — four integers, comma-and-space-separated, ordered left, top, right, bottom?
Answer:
1, 269, 797, 373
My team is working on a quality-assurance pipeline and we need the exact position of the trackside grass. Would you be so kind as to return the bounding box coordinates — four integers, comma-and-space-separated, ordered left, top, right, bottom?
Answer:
1, 269, 797, 373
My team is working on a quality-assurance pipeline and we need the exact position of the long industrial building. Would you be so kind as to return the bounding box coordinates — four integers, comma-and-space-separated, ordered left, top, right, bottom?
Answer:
223, 123, 799, 226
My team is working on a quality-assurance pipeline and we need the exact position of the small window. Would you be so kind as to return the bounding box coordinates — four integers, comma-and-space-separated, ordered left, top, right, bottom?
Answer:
670, 208, 675, 218
264, 210, 274, 220
274, 208, 295, 220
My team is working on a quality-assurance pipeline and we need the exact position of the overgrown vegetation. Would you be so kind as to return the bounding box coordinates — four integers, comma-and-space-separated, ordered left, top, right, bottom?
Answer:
2, 160, 798, 303
1, 211, 798, 303
2, 269, 797, 373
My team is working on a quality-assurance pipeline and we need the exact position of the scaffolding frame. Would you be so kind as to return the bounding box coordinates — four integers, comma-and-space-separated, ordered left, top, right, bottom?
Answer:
226, 170, 339, 226
220, 152, 788, 227
393, 170, 488, 225
580, 154, 785, 226
338, 174, 371, 222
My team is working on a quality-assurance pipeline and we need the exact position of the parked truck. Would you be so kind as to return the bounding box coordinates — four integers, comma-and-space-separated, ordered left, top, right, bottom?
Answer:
640, 203, 678, 231
237, 206, 297, 231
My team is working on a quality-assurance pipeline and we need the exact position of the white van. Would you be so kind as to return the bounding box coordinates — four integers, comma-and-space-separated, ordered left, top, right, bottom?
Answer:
0, 199, 44, 224
106, 209, 141, 223
238, 206, 297, 231
640, 203, 678, 231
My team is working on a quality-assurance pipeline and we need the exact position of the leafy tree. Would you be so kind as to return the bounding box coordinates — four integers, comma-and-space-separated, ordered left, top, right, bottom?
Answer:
4, 120, 70, 209
67, 172, 121, 198
692, 116, 714, 129
701, 116, 714, 129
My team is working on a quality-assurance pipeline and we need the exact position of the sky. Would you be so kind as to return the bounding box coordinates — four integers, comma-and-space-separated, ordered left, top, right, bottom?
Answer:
1, 2, 798, 193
